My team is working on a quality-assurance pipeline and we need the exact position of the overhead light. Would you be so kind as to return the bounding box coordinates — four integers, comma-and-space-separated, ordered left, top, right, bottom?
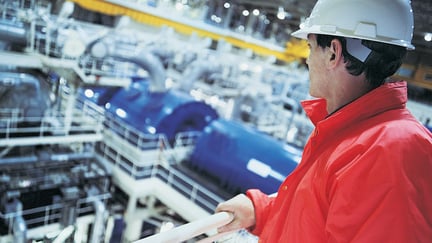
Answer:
242, 9, 250, 16
115, 108, 127, 118
84, 89, 94, 98
224, 2, 230, 8
425, 33, 432, 42
277, 6, 286, 20
252, 9, 260, 16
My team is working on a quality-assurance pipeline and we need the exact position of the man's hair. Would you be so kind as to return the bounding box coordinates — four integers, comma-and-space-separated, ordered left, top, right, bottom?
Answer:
316, 34, 407, 89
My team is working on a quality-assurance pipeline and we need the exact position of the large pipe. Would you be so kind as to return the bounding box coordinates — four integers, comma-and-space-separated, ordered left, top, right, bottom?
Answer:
13, 214, 27, 243
13, 215, 27, 243
52, 225, 75, 243
0, 21, 29, 45
89, 198, 107, 243
0, 155, 38, 165
60, 187, 79, 227
4, 198, 27, 243
180, 59, 223, 91
57, 1, 75, 20
91, 40, 167, 92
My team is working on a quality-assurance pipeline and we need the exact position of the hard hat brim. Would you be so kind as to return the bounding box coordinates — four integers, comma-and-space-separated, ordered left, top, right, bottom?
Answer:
291, 26, 415, 50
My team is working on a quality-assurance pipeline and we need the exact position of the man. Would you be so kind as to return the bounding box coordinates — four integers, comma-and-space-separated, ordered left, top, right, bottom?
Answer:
215, 0, 432, 242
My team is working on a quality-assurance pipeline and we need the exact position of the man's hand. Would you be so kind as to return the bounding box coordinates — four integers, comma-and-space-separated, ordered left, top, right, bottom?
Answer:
215, 194, 256, 233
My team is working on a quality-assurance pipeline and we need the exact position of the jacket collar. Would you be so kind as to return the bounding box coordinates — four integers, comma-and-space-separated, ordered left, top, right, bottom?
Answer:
301, 81, 408, 129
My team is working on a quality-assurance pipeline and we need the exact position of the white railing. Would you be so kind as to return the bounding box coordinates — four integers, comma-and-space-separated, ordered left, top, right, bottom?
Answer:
95, 116, 262, 242
103, 114, 169, 152
134, 212, 234, 243
0, 193, 110, 235
133, 211, 259, 243
98, 138, 224, 211
0, 95, 105, 144
95, 112, 230, 212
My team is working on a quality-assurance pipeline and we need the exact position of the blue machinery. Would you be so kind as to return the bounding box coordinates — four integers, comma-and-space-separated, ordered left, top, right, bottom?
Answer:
82, 81, 302, 194
0, 2, 307, 240
189, 119, 302, 194
84, 80, 218, 143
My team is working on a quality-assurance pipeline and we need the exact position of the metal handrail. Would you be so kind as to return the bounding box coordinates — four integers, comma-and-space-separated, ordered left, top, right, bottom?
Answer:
0, 95, 104, 140
0, 193, 111, 234
134, 212, 234, 243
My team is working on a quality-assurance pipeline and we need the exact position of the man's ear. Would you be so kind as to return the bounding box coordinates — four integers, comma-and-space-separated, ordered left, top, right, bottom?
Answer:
328, 39, 343, 68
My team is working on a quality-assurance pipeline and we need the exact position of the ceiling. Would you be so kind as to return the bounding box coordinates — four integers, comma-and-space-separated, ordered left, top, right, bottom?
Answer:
230, 0, 432, 57
64, 0, 432, 64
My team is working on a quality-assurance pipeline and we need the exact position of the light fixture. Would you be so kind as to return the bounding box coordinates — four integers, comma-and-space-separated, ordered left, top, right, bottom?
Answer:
277, 6, 286, 20
115, 108, 127, 118
84, 89, 94, 98
425, 33, 432, 42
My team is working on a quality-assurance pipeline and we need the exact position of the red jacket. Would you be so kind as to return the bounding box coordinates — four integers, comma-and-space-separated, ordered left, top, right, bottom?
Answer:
247, 81, 432, 242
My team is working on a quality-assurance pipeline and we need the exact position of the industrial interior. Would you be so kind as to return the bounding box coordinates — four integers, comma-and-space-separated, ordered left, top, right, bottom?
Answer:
0, 0, 431, 242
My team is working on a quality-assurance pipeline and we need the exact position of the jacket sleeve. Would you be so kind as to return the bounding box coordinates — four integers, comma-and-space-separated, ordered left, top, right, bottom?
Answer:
325, 131, 432, 242
246, 189, 275, 236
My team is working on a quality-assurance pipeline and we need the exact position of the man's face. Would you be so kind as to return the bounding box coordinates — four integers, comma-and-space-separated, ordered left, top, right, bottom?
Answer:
306, 34, 329, 98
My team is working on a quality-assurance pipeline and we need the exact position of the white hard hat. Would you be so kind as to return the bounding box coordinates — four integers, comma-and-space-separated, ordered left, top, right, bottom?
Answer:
291, 0, 415, 50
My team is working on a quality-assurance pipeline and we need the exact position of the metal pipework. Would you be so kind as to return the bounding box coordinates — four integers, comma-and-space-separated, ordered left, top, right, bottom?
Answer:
0, 20, 29, 45
87, 186, 107, 243
13, 214, 27, 243
3, 195, 27, 243
86, 198, 107, 243
90, 39, 167, 93
179, 58, 223, 91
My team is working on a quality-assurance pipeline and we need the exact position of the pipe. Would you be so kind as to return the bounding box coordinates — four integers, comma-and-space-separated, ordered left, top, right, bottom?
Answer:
0, 155, 38, 165
52, 225, 75, 243
0, 21, 29, 45
0, 72, 41, 91
49, 152, 93, 161
5, 198, 27, 243
180, 59, 223, 91
13, 215, 27, 243
0, 151, 93, 166
57, 1, 75, 20
89, 198, 107, 243
60, 187, 80, 227
124, 51, 167, 92
91, 41, 167, 92
134, 212, 234, 243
